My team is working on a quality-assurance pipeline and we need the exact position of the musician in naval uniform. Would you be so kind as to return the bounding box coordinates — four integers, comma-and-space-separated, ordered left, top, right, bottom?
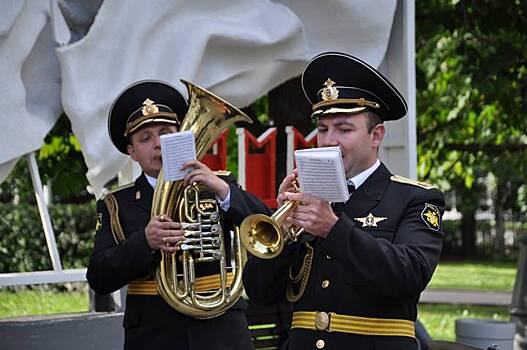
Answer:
87, 80, 269, 350
242, 52, 445, 350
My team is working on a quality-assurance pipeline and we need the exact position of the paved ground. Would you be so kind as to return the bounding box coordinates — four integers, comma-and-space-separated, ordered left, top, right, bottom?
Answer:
420, 288, 512, 306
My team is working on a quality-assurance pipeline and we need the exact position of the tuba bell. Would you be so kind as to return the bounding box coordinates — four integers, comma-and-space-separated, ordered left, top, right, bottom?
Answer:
152, 80, 251, 318
240, 180, 304, 259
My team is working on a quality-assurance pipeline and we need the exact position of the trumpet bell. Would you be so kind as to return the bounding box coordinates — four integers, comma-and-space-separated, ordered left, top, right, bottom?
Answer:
240, 213, 284, 259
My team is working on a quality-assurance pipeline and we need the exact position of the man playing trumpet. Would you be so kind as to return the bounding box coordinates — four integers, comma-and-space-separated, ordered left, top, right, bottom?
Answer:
242, 52, 445, 349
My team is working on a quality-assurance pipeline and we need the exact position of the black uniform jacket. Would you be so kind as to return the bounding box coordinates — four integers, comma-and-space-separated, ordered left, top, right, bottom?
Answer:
87, 173, 270, 350
242, 163, 445, 350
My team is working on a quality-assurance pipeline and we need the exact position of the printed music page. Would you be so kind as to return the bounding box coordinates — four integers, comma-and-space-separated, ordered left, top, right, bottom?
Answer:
160, 130, 197, 181
294, 146, 349, 202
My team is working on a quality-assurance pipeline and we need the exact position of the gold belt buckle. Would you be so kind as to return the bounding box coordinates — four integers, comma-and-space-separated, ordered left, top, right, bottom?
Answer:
315, 311, 330, 331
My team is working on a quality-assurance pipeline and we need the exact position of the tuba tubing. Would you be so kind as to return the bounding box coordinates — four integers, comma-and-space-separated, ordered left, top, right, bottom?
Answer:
152, 80, 251, 319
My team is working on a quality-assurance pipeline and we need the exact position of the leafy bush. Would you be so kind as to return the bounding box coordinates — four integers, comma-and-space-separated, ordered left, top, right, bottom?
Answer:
0, 202, 95, 273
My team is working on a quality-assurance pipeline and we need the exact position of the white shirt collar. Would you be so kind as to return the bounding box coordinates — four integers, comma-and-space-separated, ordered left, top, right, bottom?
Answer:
348, 159, 380, 189
145, 173, 157, 189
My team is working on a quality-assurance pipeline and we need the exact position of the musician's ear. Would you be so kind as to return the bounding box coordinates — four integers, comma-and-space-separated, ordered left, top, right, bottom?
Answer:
127, 144, 136, 159
370, 123, 385, 148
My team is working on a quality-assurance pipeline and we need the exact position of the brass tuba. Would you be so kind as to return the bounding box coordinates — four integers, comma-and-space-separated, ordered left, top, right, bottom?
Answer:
152, 80, 251, 318
240, 180, 304, 259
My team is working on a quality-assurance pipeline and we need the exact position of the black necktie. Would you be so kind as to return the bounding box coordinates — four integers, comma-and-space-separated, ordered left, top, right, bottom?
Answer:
331, 185, 354, 214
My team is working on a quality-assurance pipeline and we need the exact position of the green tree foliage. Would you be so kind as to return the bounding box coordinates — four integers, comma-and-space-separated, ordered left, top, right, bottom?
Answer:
38, 114, 90, 203
0, 114, 90, 204
416, 0, 527, 255
0, 202, 95, 273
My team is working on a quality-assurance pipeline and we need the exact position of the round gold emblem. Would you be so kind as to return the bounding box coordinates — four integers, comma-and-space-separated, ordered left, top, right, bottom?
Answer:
315, 311, 330, 331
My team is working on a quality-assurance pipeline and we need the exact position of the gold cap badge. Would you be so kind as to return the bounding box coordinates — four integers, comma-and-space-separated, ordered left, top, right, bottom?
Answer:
141, 98, 159, 116
321, 78, 339, 101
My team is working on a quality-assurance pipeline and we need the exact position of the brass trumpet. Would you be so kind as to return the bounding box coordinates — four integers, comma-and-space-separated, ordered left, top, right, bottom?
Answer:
240, 181, 304, 259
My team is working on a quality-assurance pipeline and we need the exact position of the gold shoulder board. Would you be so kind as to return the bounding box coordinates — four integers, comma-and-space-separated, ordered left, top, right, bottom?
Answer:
214, 170, 232, 177
101, 182, 134, 199
390, 175, 436, 190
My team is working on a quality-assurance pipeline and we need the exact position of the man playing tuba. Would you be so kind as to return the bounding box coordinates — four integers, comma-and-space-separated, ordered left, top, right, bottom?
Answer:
242, 52, 445, 349
87, 80, 269, 349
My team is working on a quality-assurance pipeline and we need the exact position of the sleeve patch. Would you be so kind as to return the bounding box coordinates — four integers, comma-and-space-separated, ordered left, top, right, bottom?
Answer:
421, 203, 440, 231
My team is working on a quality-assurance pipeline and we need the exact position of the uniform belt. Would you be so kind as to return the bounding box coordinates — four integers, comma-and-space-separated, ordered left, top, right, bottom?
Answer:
127, 272, 235, 295
291, 311, 415, 338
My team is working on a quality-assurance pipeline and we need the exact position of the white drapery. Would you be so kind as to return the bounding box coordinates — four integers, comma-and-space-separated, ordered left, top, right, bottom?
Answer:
0, 0, 397, 198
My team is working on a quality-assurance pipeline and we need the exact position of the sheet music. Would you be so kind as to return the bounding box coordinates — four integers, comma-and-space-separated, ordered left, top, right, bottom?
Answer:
294, 146, 349, 202
160, 130, 196, 181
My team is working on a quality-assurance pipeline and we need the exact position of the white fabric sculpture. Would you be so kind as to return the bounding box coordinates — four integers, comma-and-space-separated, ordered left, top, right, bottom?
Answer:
0, 0, 397, 198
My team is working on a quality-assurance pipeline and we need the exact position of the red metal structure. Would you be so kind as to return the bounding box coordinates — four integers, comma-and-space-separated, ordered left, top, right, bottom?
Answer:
285, 126, 317, 175
201, 129, 229, 171
236, 127, 277, 208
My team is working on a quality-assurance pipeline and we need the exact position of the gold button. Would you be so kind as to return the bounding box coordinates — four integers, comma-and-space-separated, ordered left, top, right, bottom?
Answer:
316, 339, 325, 349
321, 280, 330, 288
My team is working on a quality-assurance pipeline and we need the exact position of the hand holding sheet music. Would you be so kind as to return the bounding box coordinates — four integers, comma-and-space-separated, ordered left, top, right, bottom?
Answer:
294, 146, 349, 202
160, 131, 197, 181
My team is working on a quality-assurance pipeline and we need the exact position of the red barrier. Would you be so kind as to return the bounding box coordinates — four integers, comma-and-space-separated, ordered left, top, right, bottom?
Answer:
202, 129, 229, 171
237, 128, 277, 208
285, 126, 317, 175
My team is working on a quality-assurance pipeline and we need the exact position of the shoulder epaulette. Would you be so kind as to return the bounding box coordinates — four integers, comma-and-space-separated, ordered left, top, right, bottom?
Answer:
109, 182, 135, 194
214, 170, 231, 177
101, 182, 135, 200
390, 175, 437, 190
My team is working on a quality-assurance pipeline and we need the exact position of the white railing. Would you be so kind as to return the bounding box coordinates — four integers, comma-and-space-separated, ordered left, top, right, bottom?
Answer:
0, 152, 86, 287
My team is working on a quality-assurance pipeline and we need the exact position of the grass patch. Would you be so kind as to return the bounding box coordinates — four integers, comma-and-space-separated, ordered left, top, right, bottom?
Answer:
0, 289, 513, 341
418, 304, 510, 341
0, 261, 517, 343
0, 288, 89, 319
428, 260, 517, 291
